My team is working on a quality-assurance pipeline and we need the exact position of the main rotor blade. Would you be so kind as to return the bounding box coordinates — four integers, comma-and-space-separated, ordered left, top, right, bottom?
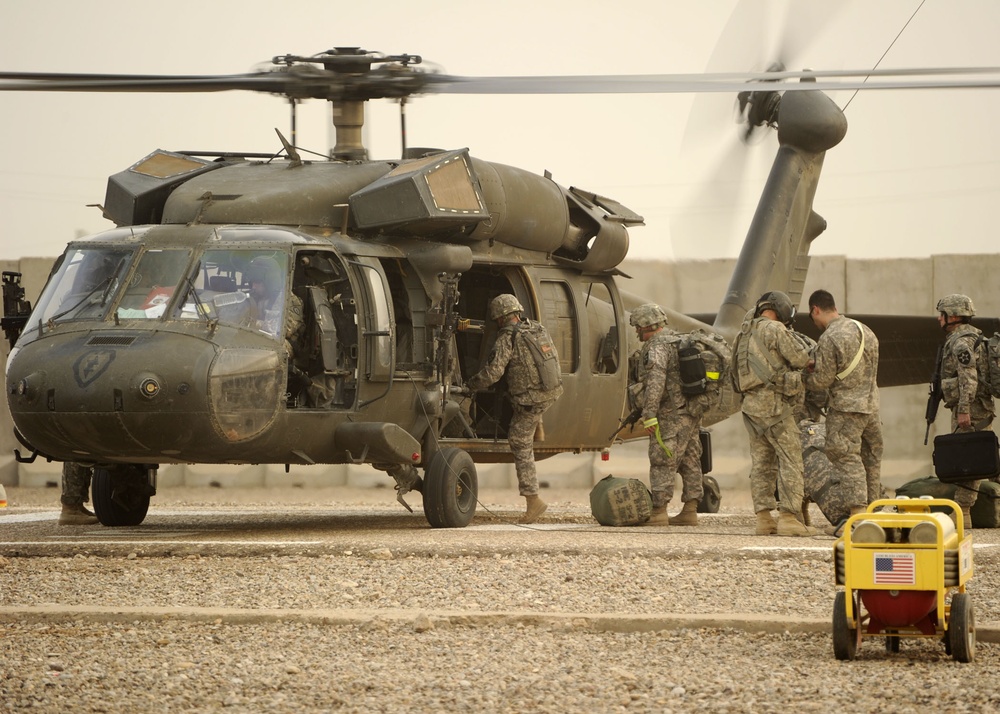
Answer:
2, 66, 999, 96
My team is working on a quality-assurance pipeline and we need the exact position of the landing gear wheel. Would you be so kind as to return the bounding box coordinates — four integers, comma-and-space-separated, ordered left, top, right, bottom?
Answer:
698, 475, 721, 513
92, 465, 152, 526
885, 630, 900, 653
422, 447, 478, 528
832, 591, 860, 661
949, 593, 976, 663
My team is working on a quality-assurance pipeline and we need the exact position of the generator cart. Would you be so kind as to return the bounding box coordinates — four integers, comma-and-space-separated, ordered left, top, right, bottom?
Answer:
832, 497, 975, 662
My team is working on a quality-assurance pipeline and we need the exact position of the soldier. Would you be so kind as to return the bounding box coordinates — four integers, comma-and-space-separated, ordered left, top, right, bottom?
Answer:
244, 256, 304, 356
732, 291, 816, 536
935, 293, 996, 527
805, 289, 883, 533
629, 303, 707, 527
59, 462, 98, 526
467, 294, 564, 524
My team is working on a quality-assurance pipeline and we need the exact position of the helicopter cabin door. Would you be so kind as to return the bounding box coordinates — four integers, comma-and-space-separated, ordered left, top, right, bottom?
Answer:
535, 272, 627, 447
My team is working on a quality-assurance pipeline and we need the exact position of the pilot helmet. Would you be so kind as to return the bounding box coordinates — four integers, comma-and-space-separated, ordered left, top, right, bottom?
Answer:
488, 294, 524, 321
629, 303, 669, 329
755, 290, 795, 325
245, 256, 282, 293
936, 293, 975, 318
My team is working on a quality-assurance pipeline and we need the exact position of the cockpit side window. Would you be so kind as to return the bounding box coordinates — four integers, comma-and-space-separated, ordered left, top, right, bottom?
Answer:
29, 247, 134, 329
174, 249, 291, 340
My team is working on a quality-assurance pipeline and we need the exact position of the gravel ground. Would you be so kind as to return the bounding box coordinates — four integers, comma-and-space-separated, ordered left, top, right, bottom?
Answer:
2, 486, 1000, 712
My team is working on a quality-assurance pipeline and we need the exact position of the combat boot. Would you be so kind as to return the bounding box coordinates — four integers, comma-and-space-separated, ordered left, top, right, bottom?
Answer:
755, 510, 777, 535
59, 503, 99, 526
777, 510, 818, 537
669, 499, 699, 526
519, 494, 547, 524
645, 506, 670, 527
825, 506, 865, 537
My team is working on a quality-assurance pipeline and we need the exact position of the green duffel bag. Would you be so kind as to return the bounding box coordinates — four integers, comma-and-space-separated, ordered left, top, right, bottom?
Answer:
894, 475, 1000, 528
590, 475, 653, 526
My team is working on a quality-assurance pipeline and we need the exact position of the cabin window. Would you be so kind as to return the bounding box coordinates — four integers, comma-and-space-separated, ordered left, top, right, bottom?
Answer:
582, 281, 619, 374
359, 263, 394, 381
539, 280, 578, 373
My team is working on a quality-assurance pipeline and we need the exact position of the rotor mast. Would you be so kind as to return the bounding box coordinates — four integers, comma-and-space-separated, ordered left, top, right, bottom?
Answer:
272, 47, 426, 162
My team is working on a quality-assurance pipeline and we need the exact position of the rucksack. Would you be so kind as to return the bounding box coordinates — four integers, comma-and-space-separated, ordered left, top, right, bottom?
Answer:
512, 320, 562, 392
974, 333, 1000, 399
678, 329, 732, 396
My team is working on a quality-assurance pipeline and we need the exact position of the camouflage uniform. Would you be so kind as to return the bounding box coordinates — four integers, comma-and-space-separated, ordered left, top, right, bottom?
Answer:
788, 331, 828, 423
940, 323, 996, 509
799, 420, 855, 526
734, 316, 811, 514
636, 329, 707, 509
61, 462, 93, 506
805, 316, 883, 508
467, 319, 564, 496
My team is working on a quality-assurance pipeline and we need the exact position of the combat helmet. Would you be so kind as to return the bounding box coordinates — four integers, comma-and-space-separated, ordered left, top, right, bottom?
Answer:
629, 303, 669, 329
488, 294, 524, 321
936, 293, 975, 318
755, 290, 795, 325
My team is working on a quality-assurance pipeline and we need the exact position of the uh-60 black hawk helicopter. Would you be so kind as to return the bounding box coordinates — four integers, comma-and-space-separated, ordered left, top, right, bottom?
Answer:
1, 49, 993, 528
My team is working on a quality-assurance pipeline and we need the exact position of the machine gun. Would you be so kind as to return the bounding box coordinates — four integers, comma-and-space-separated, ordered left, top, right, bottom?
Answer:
1, 271, 33, 349
608, 407, 642, 443
924, 344, 944, 445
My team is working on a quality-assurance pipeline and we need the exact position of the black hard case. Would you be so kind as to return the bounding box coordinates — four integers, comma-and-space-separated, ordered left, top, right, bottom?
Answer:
933, 430, 1000, 483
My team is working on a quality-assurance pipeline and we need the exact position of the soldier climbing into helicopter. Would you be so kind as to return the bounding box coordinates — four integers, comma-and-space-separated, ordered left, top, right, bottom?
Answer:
466, 294, 563, 524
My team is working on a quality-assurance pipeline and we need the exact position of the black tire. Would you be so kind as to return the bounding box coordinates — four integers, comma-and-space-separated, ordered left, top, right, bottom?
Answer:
885, 630, 900, 654
698, 475, 721, 513
832, 591, 859, 661
422, 448, 478, 528
92, 465, 152, 527
949, 593, 976, 663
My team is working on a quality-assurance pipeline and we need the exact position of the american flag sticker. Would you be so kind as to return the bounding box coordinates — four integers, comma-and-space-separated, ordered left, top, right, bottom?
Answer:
873, 552, 916, 585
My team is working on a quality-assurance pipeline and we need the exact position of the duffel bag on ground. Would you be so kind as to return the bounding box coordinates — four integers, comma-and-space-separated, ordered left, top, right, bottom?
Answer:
590, 475, 653, 526
894, 475, 1000, 528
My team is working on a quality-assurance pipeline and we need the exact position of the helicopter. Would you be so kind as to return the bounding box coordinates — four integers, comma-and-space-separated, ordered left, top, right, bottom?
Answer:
1, 48, 996, 528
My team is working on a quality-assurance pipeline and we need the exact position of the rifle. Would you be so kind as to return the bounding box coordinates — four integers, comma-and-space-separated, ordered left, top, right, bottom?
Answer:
608, 408, 642, 443
1, 271, 33, 350
924, 344, 944, 445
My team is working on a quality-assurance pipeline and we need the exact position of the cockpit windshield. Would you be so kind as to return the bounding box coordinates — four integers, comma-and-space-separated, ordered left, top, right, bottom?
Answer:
24, 244, 291, 342
30, 247, 135, 329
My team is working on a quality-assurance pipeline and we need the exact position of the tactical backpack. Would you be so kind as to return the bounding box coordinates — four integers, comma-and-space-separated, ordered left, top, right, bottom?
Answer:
973, 333, 1000, 399
512, 320, 562, 392
678, 329, 732, 396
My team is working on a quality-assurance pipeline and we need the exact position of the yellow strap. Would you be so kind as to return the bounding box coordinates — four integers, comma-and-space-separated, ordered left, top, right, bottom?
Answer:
653, 423, 673, 458
642, 417, 673, 457
836, 319, 865, 381
706, 372, 720, 380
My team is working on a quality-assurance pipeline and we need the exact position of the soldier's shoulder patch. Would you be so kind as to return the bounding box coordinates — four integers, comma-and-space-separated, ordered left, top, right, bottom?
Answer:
958, 349, 973, 366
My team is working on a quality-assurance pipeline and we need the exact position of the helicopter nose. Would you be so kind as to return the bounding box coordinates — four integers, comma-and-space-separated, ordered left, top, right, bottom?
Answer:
5, 330, 268, 461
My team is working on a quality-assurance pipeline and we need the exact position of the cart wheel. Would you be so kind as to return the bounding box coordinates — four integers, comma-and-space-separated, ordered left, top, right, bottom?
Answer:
833, 591, 860, 661
885, 630, 900, 654
949, 593, 976, 663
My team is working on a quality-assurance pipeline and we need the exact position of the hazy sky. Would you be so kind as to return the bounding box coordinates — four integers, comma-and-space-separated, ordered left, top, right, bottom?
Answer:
0, 0, 997, 263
